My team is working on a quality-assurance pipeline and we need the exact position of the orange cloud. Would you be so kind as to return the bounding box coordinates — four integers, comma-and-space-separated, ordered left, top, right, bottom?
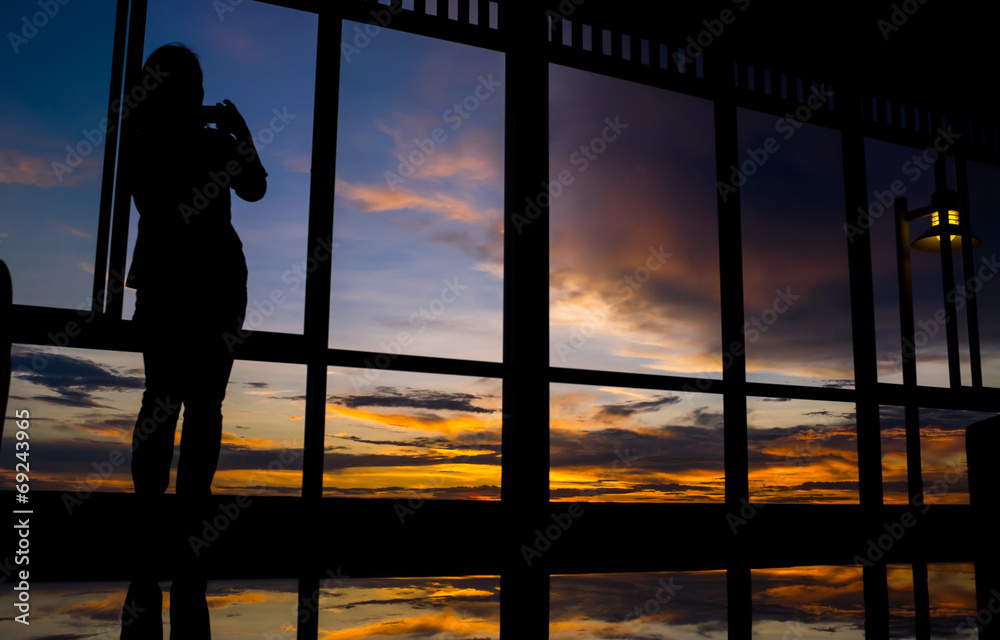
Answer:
325, 404, 497, 436
206, 590, 295, 610
213, 468, 302, 495
335, 178, 492, 223
56, 223, 96, 238
418, 149, 497, 182
58, 592, 145, 619
0, 147, 100, 188
279, 152, 312, 174
323, 462, 500, 494
318, 608, 498, 640
220, 431, 294, 449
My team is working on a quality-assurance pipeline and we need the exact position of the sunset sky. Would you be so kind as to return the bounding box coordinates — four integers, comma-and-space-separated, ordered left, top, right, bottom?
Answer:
2, 1, 997, 637
550, 384, 725, 502
323, 368, 502, 499
2, 0, 996, 503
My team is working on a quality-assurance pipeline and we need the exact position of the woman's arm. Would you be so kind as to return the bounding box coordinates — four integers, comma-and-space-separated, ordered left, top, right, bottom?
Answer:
217, 99, 268, 202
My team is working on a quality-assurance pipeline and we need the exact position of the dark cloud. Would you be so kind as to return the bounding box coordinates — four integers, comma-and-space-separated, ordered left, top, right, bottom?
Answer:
551, 482, 708, 500
550, 425, 725, 476
882, 481, 909, 494
802, 409, 857, 422
549, 571, 728, 628
337, 578, 500, 610
918, 407, 994, 431
688, 406, 724, 429
747, 422, 859, 474
0, 439, 132, 488
11, 349, 143, 408
329, 386, 496, 414
242, 381, 270, 389
595, 394, 681, 420
823, 379, 854, 389
212, 482, 302, 496
323, 485, 499, 499
47, 416, 134, 440
32, 393, 116, 409
324, 449, 500, 470
216, 444, 304, 471
794, 480, 860, 490
328, 433, 501, 454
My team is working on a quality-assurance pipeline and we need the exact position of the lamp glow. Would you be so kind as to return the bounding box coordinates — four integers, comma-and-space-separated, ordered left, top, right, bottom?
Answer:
910, 194, 981, 253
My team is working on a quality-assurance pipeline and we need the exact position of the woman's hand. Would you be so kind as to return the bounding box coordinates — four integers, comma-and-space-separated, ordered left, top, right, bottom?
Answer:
215, 99, 252, 140
215, 99, 268, 202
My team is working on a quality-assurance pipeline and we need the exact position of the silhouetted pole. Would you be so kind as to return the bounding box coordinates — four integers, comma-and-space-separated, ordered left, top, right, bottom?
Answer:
0, 260, 10, 450
967, 415, 1000, 640
895, 197, 931, 640
501, 3, 550, 637
932, 159, 962, 388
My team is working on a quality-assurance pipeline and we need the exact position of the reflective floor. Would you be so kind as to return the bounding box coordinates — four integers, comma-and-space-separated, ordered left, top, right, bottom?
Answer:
6, 564, 983, 639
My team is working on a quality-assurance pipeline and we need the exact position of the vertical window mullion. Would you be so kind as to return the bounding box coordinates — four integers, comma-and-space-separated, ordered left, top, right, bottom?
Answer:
840, 77, 890, 637
301, 10, 342, 501
710, 44, 751, 640
105, 0, 148, 320
92, 0, 131, 315
955, 151, 983, 387
501, 4, 549, 638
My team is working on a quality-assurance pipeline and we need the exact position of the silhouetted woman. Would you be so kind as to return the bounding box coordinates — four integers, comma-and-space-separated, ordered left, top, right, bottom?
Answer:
127, 43, 266, 498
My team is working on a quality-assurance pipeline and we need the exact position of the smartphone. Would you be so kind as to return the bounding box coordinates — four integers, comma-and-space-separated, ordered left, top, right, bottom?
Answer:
199, 105, 228, 125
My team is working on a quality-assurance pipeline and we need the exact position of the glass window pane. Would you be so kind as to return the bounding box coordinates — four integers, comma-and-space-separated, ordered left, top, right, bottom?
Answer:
549, 571, 728, 638
747, 397, 858, 503
19, 579, 299, 637
122, 0, 318, 335
919, 408, 991, 505
927, 562, 977, 636
329, 23, 504, 360
880, 405, 909, 505
550, 383, 724, 502
864, 138, 967, 387
751, 565, 864, 638
318, 575, 500, 636
0, 0, 117, 309
3, 345, 143, 492
887, 564, 917, 639
739, 107, 853, 388
215, 360, 307, 496
323, 368, 501, 499
549, 64, 720, 377
1, 345, 305, 496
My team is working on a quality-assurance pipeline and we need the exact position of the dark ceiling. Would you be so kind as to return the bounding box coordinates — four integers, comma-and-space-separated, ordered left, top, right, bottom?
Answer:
558, 1, 998, 123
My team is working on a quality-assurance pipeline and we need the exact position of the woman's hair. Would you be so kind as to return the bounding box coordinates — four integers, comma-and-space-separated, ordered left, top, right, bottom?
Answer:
131, 43, 203, 132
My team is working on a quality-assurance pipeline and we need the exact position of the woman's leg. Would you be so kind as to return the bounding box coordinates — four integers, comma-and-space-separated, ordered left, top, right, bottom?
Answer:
174, 339, 235, 497
175, 294, 244, 497
132, 341, 183, 496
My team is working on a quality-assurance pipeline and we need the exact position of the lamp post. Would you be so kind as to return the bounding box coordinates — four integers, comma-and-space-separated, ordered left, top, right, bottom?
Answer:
894, 185, 982, 508
894, 187, 981, 391
894, 176, 983, 640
